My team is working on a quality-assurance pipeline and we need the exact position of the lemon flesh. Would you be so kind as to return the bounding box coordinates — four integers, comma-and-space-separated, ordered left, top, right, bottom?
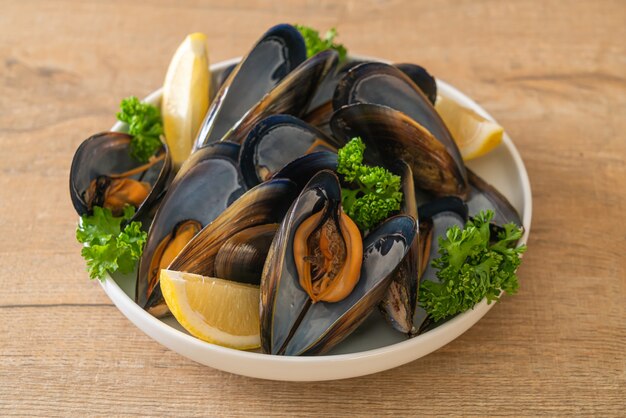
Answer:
435, 95, 503, 161
162, 33, 210, 168
160, 270, 261, 350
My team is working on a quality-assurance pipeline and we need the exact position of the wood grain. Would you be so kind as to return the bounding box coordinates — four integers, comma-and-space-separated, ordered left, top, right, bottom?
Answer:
1, 0, 624, 416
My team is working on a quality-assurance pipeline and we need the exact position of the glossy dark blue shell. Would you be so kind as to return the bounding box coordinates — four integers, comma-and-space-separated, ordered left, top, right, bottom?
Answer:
195, 24, 307, 148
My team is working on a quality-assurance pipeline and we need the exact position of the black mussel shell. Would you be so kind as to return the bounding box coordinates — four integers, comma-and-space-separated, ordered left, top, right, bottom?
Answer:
168, 179, 298, 276
466, 169, 522, 227
395, 63, 437, 105
223, 49, 339, 145
214, 223, 279, 285
333, 62, 464, 173
260, 170, 417, 355
136, 142, 245, 314
271, 151, 338, 192
69, 132, 171, 221
331, 103, 468, 199
195, 24, 307, 148
413, 197, 468, 331
239, 115, 341, 188
378, 160, 421, 335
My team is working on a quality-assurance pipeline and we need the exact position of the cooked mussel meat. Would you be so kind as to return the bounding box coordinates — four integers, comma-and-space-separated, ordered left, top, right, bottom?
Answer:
260, 170, 417, 355
69, 132, 171, 219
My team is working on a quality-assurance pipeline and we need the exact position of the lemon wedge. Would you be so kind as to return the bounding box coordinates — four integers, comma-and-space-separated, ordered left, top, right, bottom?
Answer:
435, 95, 504, 161
162, 33, 210, 168
160, 269, 261, 350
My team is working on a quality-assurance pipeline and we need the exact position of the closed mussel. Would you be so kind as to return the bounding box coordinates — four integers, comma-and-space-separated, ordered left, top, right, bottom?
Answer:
260, 170, 417, 355
136, 142, 245, 316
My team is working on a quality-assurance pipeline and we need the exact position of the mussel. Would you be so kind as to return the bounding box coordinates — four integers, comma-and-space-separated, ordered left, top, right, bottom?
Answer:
260, 170, 417, 355
395, 63, 437, 105
331, 103, 468, 198
378, 160, 421, 335
214, 223, 279, 285
466, 169, 522, 226
239, 115, 341, 188
168, 178, 298, 277
195, 24, 307, 148
136, 142, 245, 316
303, 59, 369, 134
271, 151, 338, 191
333, 62, 466, 186
222, 49, 339, 145
413, 197, 469, 332
69, 132, 171, 220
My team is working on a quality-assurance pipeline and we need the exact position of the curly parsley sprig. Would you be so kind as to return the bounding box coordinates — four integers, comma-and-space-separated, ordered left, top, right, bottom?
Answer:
419, 210, 526, 321
76, 206, 147, 281
295, 24, 347, 62
337, 138, 403, 230
116, 96, 163, 163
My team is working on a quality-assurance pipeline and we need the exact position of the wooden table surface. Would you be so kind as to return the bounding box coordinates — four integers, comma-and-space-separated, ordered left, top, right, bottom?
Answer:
1, 0, 624, 416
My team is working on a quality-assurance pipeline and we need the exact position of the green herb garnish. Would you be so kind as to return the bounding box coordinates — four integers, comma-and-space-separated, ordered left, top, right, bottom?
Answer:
116, 96, 163, 163
76, 206, 147, 281
419, 210, 526, 321
295, 24, 347, 62
337, 137, 403, 230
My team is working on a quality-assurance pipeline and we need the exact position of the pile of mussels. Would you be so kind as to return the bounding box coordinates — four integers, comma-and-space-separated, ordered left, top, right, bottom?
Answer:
70, 24, 521, 356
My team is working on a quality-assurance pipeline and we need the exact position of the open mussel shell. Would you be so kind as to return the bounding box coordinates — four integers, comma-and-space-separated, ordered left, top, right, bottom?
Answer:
331, 103, 468, 198
194, 24, 307, 148
466, 169, 522, 226
239, 115, 341, 188
260, 170, 417, 355
69, 132, 171, 220
214, 223, 279, 285
333, 62, 464, 174
223, 49, 339, 145
395, 63, 437, 105
136, 142, 245, 315
378, 160, 421, 335
168, 178, 298, 276
412, 196, 468, 331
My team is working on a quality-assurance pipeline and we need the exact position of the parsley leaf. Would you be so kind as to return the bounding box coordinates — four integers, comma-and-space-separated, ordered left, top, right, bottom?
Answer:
419, 210, 526, 321
116, 96, 163, 163
76, 206, 147, 281
337, 137, 403, 230
295, 24, 347, 62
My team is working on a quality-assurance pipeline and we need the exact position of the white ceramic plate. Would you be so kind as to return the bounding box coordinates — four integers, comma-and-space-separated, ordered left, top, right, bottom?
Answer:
99, 56, 532, 381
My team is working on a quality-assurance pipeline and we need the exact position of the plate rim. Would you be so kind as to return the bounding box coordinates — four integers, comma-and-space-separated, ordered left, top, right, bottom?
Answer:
98, 55, 532, 381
